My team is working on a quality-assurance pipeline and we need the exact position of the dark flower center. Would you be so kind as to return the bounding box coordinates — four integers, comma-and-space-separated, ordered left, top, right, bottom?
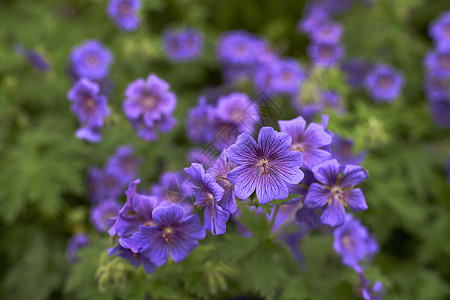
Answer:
169, 38, 180, 51
185, 36, 195, 48
118, 1, 132, 16
163, 227, 175, 245
141, 94, 159, 111
341, 234, 356, 250
257, 158, 271, 175
376, 74, 393, 89
236, 44, 246, 53
82, 98, 97, 114
229, 108, 246, 122
438, 54, 450, 70
291, 143, 305, 153
86, 55, 98, 66
166, 189, 182, 202
144, 219, 155, 227
282, 70, 293, 82
318, 45, 334, 59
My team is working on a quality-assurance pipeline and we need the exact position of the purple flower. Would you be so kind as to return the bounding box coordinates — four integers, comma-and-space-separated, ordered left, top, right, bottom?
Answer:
107, 0, 141, 32
331, 135, 367, 165
111, 179, 161, 237
341, 59, 373, 88
226, 127, 304, 205
187, 148, 216, 168
307, 42, 344, 67
185, 163, 229, 235
87, 166, 124, 203
278, 116, 333, 169
90, 198, 122, 232
151, 171, 193, 214
311, 22, 343, 44
217, 31, 259, 65
108, 244, 157, 274
254, 63, 277, 94
272, 59, 305, 95
207, 150, 238, 214
295, 206, 320, 229
163, 28, 203, 61
428, 11, 450, 49
185, 97, 215, 144
215, 92, 260, 133
70, 40, 113, 80
106, 145, 140, 185
424, 48, 450, 76
429, 97, 450, 128
130, 204, 206, 266
424, 71, 450, 101
66, 233, 89, 263
297, 6, 329, 34
360, 273, 384, 300
304, 159, 369, 227
333, 214, 379, 273
123, 74, 177, 141
15, 45, 50, 71
365, 64, 404, 102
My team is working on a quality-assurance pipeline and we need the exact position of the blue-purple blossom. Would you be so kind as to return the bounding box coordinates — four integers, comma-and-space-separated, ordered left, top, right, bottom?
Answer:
333, 214, 379, 273
331, 135, 367, 165
184, 163, 229, 235
428, 11, 450, 50
278, 116, 333, 169
187, 148, 216, 168
424, 48, 450, 76
311, 22, 343, 44
123, 74, 177, 141
185, 97, 215, 144
297, 5, 329, 34
110, 179, 161, 237
66, 233, 89, 263
226, 127, 304, 205
106, 145, 140, 185
87, 166, 124, 203
360, 273, 384, 300
207, 150, 238, 214
107, 0, 141, 32
130, 204, 206, 266
217, 31, 259, 65
151, 171, 193, 215
70, 40, 113, 80
271, 59, 305, 95
254, 63, 277, 94
304, 159, 369, 227
90, 198, 122, 232
215, 92, 260, 133
341, 59, 373, 88
163, 28, 203, 61
109, 244, 157, 274
365, 64, 404, 102
15, 45, 50, 71
307, 42, 344, 67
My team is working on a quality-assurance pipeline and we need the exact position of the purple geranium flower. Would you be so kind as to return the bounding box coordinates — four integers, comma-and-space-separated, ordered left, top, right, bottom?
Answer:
425, 48, 450, 77
15, 45, 50, 71
207, 150, 238, 214
254, 62, 277, 94
297, 6, 329, 34
130, 204, 206, 266
226, 127, 304, 205
333, 214, 379, 273
217, 31, 259, 65
106, 145, 140, 185
360, 273, 384, 300
278, 116, 333, 169
111, 179, 161, 237
311, 22, 343, 44
151, 171, 193, 215
108, 244, 157, 274
271, 58, 305, 95
215, 92, 260, 133
66, 233, 89, 263
429, 11, 450, 50
304, 159, 369, 227
365, 64, 404, 102
163, 28, 203, 61
87, 166, 124, 203
90, 198, 122, 233
307, 42, 344, 67
70, 40, 113, 80
107, 0, 141, 32
185, 163, 229, 235
185, 96, 215, 144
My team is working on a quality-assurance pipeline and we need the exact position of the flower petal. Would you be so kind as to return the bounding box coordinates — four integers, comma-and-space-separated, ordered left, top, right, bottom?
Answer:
170, 235, 198, 263
152, 204, 184, 227
226, 133, 259, 165
303, 122, 333, 148
342, 188, 368, 212
227, 165, 258, 200
320, 198, 346, 227
304, 183, 331, 208
258, 127, 292, 159
204, 203, 230, 235
133, 194, 159, 221
178, 214, 206, 240
311, 159, 340, 185
340, 164, 368, 188
218, 185, 237, 214
278, 116, 307, 144
255, 174, 289, 204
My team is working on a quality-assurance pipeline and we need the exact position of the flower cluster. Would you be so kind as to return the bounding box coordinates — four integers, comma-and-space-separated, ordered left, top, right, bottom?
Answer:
107, 0, 141, 32
123, 74, 177, 141
424, 11, 450, 128
163, 28, 203, 61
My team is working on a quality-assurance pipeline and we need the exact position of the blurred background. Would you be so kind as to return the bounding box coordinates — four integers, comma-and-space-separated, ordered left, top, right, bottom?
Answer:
0, 0, 449, 299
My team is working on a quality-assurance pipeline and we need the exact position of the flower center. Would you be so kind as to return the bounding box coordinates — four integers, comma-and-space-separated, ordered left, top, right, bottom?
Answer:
376, 74, 393, 89
86, 55, 98, 66
166, 189, 182, 202
291, 143, 304, 153
257, 158, 271, 175
144, 220, 155, 227
229, 108, 246, 122
237, 44, 246, 53
118, 1, 132, 16
438, 53, 450, 70
142, 95, 158, 111
341, 234, 355, 250
83, 98, 96, 113
282, 70, 293, 82
163, 227, 175, 245
319, 45, 334, 59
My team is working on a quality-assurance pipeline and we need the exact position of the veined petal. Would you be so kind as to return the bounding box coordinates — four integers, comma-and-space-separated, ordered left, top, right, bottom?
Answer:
178, 214, 206, 240
258, 127, 292, 159
320, 198, 346, 227
343, 188, 368, 212
304, 183, 331, 208
303, 148, 331, 169
218, 185, 237, 214
340, 164, 368, 188
204, 203, 230, 235
227, 165, 258, 200
170, 235, 198, 263
133, 194, 159, 221
226, 133, 259, 165
303, 122, 333, 148
278, 116, 307, 144
255, 174, 289, 204
312, 159, 340, 185
152, 204, 184, 227
184, 163, 206, 185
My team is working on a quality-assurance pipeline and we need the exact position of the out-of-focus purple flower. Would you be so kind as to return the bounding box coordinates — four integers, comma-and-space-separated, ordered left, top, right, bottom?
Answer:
254, 63, 277, 94
217, 30, 259, 65
66, 233, 89, 263
106, 145, 140, 185
297, 6, 329, 34
87, 166, 124, 203
70, 40, 113, 80
311, 22, 343, 44
333, 214, 379, 273
207, 150, 238, 214
15, 45, 50, 71
130, 204, 206, 266
163, 28, 203, 61
331, 135, 367, 165
210, 117, 243, 150
67, 78, 110, 142
109, 244, 157, 274
424, 48, 450, 76
215, 92, 260, 133
185, 97, 215, 144
185, 163, 229, 235
107, 0, 141, 32
429, 97, 450, 128
360, 273, 384, 300
254, 39, 278, 65
187, 148, 216, 168
307, 42, 344, 67
226, 127, 304, 205
424, 71, 450, 101
278, 116, 333, 169
341, 59, 373, 88
272, 59, 305, 95
123, 74, 177, 141
428, 11, 450, 50
365, 64, 404, 102
304, 159, 369, 227
110, 179, 161, 237
151, 171, 193, 215
90, 198, 122, 233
